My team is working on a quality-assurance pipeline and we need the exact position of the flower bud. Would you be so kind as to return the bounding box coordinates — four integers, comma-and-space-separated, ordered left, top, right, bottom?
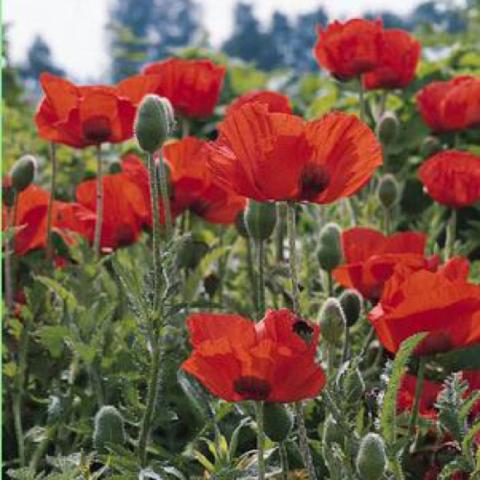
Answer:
263, 403, 294, 442
244, 200, 277, 240
377, 174, 400, 210
10, 155, 36, 192
339, 289, 363, 327
375, 111, 399, 145
134, 94, 175, 153
336, 363, 365, 402
356, 433, 387, 480
317, 223, 342, 272
234, 211, 249, 238
93, 405, 126, 451
2, 176, 15, 207
109, 161, 123, 174
319, 298, 345, 345
176, 234, 209, 270
420, 136, 441, 158
321, 414, 343, 447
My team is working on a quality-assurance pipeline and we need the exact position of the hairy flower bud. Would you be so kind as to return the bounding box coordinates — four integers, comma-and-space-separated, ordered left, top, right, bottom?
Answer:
377, 174, 400, 210
420, 136, 441, 158
319, 298, 346, 345
134, 94, 174, 153
317, 223, 343, 272
375, 111, 399, 145
336, 363, 365, 402
10, 154, 36, 192
356, 433, 387, 480
93, 405, 126, 451
244, 200, 277, 240
321, 414, 343, 447
263, 403, 294, 442
339, 289, 363, 327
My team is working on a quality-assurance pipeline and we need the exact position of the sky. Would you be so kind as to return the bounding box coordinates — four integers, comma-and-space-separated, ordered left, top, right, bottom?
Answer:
4, 0, 428, 80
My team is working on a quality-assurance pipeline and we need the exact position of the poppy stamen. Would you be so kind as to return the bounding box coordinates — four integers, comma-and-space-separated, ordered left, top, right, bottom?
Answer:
82, 115, 112, 143
299, 164, 330, 201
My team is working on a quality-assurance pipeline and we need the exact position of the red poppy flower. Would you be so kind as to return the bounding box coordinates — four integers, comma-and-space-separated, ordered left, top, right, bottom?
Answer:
142, 58, 226, 118
2, 185, 95, 256
226, 91, 292, 115
416, 75, 480, 133
418, 151, 480, 208
362, 29, 421, 90
314, 19, 383, 80
76, 171, 149, 250
207, 103, 382, 203
368, 259, 480, 355
332, 228, 436, 301
35, 73, 159, 148
163, 137, 246, 224
182, 308, 325, 402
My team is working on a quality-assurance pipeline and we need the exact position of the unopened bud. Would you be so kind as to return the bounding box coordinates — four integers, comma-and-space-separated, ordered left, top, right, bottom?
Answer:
375, 111, 399, 145
93, 405, 126, 451
319, 298, 345, 345
10, 155, 36, 192
244, 200, 277, 240
356, 433, 387, 480
321, 414, 343, 447
176, 234, 209, 270
377, 174, 400, 210
339, 289, 363, 327
336, 363, 365, 402
420, 136, 441, 158
135, 94, 174, 153
317, 223, 342, 272
263, 403, 294, 442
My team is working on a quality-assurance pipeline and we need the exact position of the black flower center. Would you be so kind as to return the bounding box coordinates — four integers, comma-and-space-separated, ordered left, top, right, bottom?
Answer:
293, 320, 314, 344
298, 164, 330, 201
82, 115, 112, 143
233, 376, 271, 401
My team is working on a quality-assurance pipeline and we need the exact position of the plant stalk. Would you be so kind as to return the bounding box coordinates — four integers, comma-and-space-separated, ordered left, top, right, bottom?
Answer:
157, 151, 173, 238
255, 401, 266, 480
408, 358, 426, 439
444, 208, 457, 260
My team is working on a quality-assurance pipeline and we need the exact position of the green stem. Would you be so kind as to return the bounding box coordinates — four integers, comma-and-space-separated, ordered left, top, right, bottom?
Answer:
286, 202, 300, 312
256, 239, 266, 320
325, 271, 333, 296
408, 358, 426, 440
444, 209, 457, 261
275, 202, 286, 262
383, 206, 391, 235
181, 117, 191, 138
342, 325, 350, 363
4, 200, 15, 311
147, 152, 162, 310
157, 151, 173, 238
327, 342, 336, 379
359, 79, 366, 122
137, 342, 162, 466
246, 238, 257, 313
29, 426, 57, 472
255, 401, 266, 480
294, 402, 317, 480
93, 144, 104, 259
45, 142, 57, 262
279, 442, 289, 480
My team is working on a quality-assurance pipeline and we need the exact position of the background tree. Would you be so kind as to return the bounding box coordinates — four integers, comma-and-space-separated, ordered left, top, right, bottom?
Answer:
20, 35, 64, 83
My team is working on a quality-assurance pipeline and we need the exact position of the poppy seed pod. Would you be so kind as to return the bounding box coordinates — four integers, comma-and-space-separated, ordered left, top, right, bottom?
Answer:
420, 136, 441, 158
319, 298, 346, 345
317, 223, 343, 272
244, 200, 277, 240
93, 405, 126, 451
339, 289, 363, 327
134, 94, 175, 153
377, 174, 400, 210
10, 155, 36, 192
263, 403, 294, 442
355, 433, 387, 480
375, 111, 399, 145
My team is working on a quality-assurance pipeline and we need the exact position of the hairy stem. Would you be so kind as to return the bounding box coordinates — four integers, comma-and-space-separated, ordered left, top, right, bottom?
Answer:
294, 402, 317, 480
444, 208, 457, 261
279, 442, 289, 480
157, 151, 173, 238
408, 358, 426, 440
256, 239, 266, 320
255, 401, 266, 480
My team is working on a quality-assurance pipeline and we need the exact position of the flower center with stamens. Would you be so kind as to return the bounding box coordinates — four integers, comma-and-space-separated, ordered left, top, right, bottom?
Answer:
298, 164, 330, 200
82, 115, 112, 143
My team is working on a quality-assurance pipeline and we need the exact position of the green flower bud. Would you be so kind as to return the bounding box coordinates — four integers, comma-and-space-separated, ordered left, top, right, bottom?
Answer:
375, 111, 399, 145
339, 289, 363, 327
377, 174, 400, 210
176, 234, 209, 270
319, 298, 345, 345
234, 211, 249, 238
10, 154, 36, 192
356, 433, 387, 480
317, 223, 343, 272
244, 200, 277, 240
134, 94, 175, 153
336, 363, 365, 402
420, 136, 441, 158
321, 414, 343, 447
109, 161, 122, 174
263, 403, 294, 442
93, 405, 126, 451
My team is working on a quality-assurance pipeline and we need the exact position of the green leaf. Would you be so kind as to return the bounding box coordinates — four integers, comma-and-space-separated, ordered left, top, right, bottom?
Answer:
35, 276, 78, 312
380, 333, 427, 447
435, 345, 480, 371
36, 325, 71, 358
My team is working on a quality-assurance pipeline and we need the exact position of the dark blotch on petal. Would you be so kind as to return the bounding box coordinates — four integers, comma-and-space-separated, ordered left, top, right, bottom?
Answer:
82, 115, 112, 143
234, 376, 271, 401
299, 163, 330, 201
